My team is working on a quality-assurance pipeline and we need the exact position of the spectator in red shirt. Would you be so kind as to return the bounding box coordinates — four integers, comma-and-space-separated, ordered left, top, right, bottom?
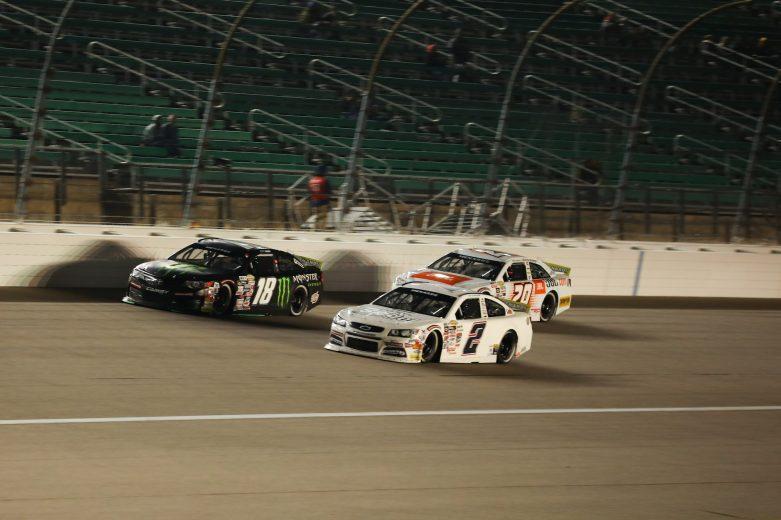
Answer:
307, 164, 332, 230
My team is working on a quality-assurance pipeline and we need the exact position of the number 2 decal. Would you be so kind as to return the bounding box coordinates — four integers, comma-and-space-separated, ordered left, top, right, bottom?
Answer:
511, 282, 533, 304
462, 322, 486, 356
252, 277, 277, 306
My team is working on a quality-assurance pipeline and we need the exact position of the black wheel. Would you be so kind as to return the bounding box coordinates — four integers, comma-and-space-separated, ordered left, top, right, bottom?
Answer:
540, 293, 557, 322
289, 287, 308, 316
212, 283, 234, 317
496, 333, 517, 364
421, 332, 441, 363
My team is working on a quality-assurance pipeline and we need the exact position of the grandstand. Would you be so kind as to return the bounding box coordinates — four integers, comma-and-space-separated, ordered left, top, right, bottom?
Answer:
0, 0, 778, 241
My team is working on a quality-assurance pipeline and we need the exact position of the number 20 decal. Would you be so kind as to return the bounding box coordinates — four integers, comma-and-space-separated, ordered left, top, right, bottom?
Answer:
462, 322, 486, 356
252, 277, 277, 305
511, 282, 533, 304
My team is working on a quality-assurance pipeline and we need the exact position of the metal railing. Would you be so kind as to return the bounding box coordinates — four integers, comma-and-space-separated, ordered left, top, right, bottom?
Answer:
409, 0, 508, 33
157, 0, 287, 59
376, 16, 501, 76
673, 134, 779, 189
535, 33, 642, 86
315, 0, 357, 18
0, 110, 127, 163
0, 0, 54, 37
465, 122, 596, 185
248, 108, 392, 176
588, 0, 678, 39
666, 85, 781, 143
85, 41, 218, 106
308, 58, 442, 123
700, 39, 779, 82
523, 75, 639, 130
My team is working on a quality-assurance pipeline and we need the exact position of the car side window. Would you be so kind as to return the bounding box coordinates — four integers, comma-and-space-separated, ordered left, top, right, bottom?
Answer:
505, 263, 528, 281
276, 253, 298, 274
455, 298, 482, 320
530, 263, 549, 279
485, 298, 506, 318
252, 255, 276, 276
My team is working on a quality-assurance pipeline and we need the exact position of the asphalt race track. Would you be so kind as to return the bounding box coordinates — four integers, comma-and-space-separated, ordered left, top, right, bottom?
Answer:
0, 290, 779, 519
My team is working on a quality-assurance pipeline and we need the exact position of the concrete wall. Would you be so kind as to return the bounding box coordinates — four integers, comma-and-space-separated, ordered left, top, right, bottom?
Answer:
1, 222, 780, 297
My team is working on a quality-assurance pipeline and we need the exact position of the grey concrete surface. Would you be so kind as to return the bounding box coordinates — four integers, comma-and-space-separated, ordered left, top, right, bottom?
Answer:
0, 294, 779, 519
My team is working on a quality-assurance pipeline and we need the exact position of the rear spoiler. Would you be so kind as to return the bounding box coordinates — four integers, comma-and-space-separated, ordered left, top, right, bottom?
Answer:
545, 261, 571, 276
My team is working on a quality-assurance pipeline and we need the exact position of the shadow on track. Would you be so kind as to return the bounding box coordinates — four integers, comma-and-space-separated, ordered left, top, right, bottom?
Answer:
538, 320, 656, 341
426, 360, 613, 386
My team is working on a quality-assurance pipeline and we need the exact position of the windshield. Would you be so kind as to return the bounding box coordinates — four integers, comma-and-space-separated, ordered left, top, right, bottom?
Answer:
373, 288, 455, 318
428, 253, 503, 281
169, 246, 243, 271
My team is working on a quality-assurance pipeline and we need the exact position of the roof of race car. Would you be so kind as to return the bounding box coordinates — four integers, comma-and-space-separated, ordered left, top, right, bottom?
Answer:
453, 248, 535, 264
196, 238, 273, 255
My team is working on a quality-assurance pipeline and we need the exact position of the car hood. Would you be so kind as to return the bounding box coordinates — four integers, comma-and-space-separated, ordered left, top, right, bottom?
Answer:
344, 304, 437, 329
134, 260, 229, 283
400, 269, 488, 289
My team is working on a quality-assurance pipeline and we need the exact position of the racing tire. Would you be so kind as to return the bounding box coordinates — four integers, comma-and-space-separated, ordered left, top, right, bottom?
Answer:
539, 293, 558, 323
212, 283, 234, 317
496, 333, 517, 364
421, 332, 441, 363
289, 287, 308, 317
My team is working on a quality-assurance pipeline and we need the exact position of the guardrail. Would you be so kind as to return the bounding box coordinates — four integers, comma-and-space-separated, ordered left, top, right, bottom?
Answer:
535, 33, 641, 86
157, 0, 287, 59
0, 0, 54, 37
0, 94, 132, 163
376, 16, 501, 76
307, 58, 443, 123
464, 122, 598, 186
523, 75, 640, 130
666, 85, 781, 143
248, 108, 392, 176
85, 40, 219, 107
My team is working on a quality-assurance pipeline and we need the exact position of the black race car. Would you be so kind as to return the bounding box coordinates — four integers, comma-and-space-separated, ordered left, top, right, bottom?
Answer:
123, 238, 323, 317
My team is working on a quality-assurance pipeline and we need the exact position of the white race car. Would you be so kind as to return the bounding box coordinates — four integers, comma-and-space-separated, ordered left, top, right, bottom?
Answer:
393, 249, 572, 322
325, 282, 532, 364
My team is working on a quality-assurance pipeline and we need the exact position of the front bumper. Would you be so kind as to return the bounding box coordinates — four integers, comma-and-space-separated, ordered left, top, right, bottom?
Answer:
325, 325, 423, 363
125, 282, 201, 311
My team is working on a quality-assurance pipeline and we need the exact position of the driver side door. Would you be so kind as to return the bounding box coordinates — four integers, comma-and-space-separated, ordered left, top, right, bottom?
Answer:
249, 254, 279, 313
455, 297, 487, 360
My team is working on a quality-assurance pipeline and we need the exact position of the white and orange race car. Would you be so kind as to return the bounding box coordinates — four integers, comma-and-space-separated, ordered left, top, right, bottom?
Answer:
392, 249, 572, 322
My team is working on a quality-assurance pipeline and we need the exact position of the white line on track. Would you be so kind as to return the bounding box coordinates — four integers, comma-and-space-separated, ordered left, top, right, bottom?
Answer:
1, 406, 779, 426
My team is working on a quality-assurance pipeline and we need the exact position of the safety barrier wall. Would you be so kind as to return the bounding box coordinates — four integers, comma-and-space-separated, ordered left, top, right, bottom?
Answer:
1, 223, 780, 297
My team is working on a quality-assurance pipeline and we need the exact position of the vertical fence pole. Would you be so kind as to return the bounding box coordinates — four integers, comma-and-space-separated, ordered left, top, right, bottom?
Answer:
340, 0, 427, 229
608, 0, 752, 238
182, 0, 258, 226
486, 0, 588, 205
14, 0, 77, 221
732, 66, 781, 241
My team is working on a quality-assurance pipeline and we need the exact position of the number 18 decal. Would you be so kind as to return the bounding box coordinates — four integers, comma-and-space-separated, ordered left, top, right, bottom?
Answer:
511, 282, 533, 305
252, 277, 277, 305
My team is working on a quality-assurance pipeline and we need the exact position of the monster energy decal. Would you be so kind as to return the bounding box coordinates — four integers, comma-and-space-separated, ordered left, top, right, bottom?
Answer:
277, 277, 291, 308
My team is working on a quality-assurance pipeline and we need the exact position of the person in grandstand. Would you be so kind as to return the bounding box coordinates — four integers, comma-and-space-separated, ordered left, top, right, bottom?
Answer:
162, 114, 181, 157
141, 114, 164, 147
307, 164, 332, 230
